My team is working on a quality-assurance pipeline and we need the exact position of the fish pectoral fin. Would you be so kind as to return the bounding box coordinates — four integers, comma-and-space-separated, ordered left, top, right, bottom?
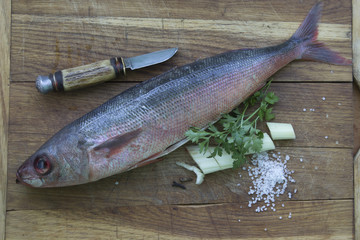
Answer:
152, 137, 190, 160
93, 128, 142, 158
127, 138, 190, 170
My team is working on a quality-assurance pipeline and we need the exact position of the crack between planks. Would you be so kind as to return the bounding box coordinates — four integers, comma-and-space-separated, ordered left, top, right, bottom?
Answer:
5, 198, 354, 213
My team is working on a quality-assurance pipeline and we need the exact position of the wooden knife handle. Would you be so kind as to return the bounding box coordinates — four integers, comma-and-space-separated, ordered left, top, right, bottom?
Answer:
36, 57, 125, 93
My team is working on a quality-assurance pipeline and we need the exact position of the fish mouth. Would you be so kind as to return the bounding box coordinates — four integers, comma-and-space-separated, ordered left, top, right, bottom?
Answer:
16, 170, 34, 188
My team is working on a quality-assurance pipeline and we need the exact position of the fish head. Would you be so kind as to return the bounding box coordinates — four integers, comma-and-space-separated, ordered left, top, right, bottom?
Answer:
16, 128, 90, 188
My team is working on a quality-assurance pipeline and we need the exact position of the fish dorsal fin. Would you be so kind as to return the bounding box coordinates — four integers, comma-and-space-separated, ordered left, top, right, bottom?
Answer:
93, 128, 142, 158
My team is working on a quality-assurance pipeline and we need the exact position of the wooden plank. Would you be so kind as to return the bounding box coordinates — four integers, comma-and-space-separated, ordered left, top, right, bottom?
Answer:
355, 82, 360, 240
353, 0, 360, 238
6, 200, 354, 239
354, 82, 360, 240
355, 150, 360, 240
354, 85, 360, 154
12, 0, 351, 24
7, 145, 353, 210
7, 82, 353, 210
7, 0, 355, 238
353, 0, 360, 87
8, 82, 353, 149
10, 14, 352, 84
0, 0, 11, 239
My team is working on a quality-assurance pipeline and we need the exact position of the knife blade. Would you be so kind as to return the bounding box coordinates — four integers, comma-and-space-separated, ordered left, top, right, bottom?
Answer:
36, 47, 178, 94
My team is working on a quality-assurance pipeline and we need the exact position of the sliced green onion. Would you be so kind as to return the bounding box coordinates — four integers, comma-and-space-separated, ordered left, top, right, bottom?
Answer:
176, 162, 205, 184
186, 146, 233, 174
266, 122, 296, 140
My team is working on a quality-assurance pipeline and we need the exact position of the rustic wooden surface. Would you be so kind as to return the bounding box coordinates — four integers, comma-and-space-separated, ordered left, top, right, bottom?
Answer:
354, 0, 360, 87
355, 150, 360, 240
5, 0, 356, 239
353, 0, 360, 239
0, 0, 10, 240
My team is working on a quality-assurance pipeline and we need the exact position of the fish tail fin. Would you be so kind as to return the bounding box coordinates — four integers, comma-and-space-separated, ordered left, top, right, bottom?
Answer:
291, 2, 351, 65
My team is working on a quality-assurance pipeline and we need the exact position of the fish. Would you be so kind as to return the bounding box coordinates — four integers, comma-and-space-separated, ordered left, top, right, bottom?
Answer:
16, 2, 351, 187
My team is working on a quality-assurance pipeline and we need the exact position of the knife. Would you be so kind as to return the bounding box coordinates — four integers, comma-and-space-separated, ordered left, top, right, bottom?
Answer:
36, 47, 178, 94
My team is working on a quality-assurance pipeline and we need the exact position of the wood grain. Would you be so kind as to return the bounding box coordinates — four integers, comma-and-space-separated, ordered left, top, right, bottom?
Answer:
356, 150, 360, 240
8, 82, 353, 149
353, 0, 360, 87
7, 0, 355, 239
0, 0, 11, 239
7, 82, 353, 210
61, 59, 117, 91
7, 146, 354, 210
6, 200, 354, 239
354, 83, 360, 240
10, 13, 352, 84
12, 0, 351, 24
353, 0, 360, 238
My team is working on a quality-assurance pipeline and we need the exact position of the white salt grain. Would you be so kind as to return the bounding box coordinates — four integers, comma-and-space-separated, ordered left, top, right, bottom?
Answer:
264, 228, 268, 232
324, 136, 328, 139
282, 203, 285, 207
338, 103, 342, 106
314, 166, 318, 170
279, 216, 283, 220
303, 108, 307, 112
115, 181, 119, 185
335, 141, 339, 145
299, 158, 303, 162
288, 192, 292, 199
288, 212, 292, 219
294, 189, 297, 194
322, 97, 326, 101
247, 152, 295, 212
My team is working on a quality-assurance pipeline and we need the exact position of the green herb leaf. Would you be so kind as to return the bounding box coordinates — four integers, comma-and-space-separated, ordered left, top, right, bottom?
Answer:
265, 92, 279, 104
265, 108, 275, 121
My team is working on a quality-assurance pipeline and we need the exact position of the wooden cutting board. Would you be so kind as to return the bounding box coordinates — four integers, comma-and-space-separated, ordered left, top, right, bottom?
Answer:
1, 0, 356, 239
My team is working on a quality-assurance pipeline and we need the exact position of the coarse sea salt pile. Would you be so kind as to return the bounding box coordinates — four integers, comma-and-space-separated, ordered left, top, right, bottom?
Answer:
247, 152, 295, 212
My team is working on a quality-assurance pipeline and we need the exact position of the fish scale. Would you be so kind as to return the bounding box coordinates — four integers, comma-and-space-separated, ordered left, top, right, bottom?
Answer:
16, 3, 351, 187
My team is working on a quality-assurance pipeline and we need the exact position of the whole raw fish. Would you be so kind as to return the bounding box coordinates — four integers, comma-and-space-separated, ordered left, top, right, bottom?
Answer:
16, 3, 351, 187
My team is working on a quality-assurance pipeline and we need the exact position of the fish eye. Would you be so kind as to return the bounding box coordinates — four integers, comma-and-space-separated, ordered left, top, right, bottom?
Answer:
33, 155, 51, 175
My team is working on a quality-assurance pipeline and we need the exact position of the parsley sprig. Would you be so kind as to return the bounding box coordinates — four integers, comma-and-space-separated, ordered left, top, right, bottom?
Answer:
185, 80, 279, 168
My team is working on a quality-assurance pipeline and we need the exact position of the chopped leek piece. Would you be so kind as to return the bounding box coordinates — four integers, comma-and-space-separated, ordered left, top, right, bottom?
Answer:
186, 146, 233, 174
266, 122, 296, 140
176, 162, 205, 184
